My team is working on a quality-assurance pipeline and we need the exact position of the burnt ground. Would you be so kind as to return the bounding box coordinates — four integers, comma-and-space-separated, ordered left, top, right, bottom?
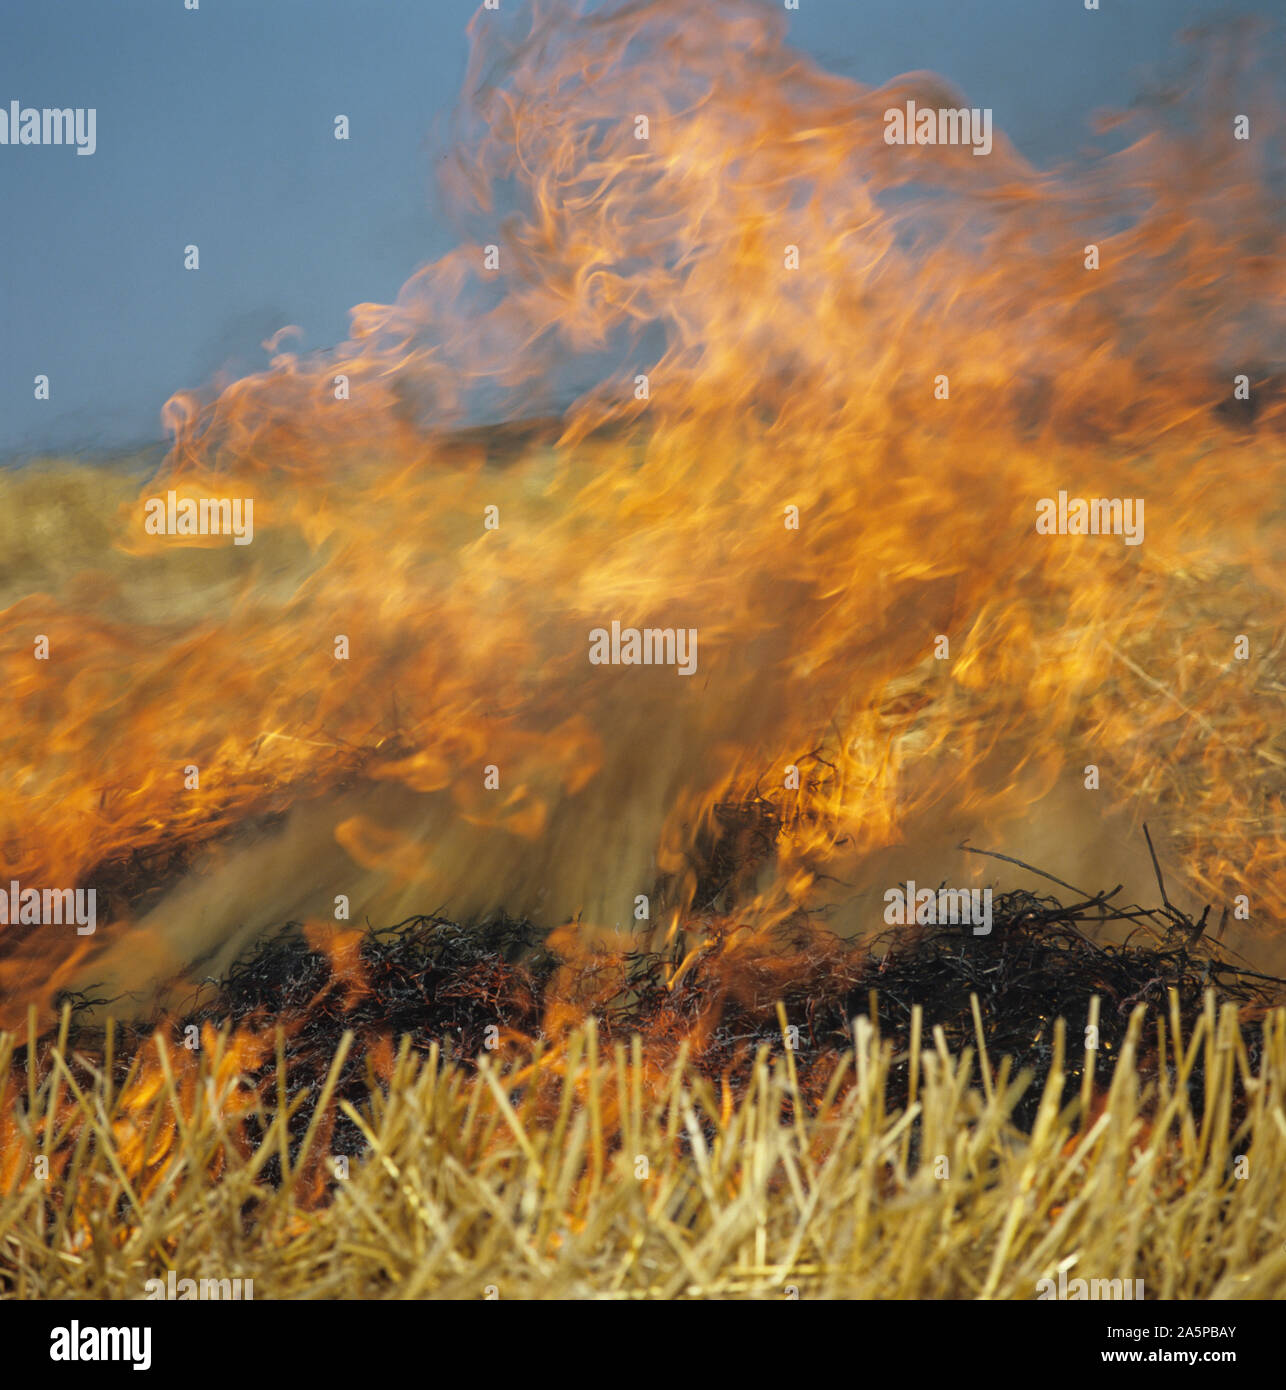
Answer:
38, 877, 1284, 1175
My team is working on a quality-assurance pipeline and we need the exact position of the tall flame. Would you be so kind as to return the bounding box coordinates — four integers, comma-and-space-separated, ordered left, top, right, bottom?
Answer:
0, 0, 1283, 1027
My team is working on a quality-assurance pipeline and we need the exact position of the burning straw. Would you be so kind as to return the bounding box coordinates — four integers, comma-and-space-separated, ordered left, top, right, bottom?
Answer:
2, 879, 1285, 1299
1, 0, 1284, 1305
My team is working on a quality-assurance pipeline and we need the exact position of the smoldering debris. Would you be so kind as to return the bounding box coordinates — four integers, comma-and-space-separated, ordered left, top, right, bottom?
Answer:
43, 882, 1283, 1170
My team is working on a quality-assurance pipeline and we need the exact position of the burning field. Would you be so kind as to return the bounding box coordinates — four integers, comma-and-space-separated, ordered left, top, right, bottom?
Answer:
2, 0, 1285, 1311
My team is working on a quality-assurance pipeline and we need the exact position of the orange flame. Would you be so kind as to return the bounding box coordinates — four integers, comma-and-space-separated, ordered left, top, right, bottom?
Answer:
0, 0, 1283, 1037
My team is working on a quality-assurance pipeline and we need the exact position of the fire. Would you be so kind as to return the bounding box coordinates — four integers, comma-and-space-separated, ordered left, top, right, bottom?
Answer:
0, 0, 1282, 1054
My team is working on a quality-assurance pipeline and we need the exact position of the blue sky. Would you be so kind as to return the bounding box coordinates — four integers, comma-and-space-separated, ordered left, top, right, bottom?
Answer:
0, 0, 1270, 457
